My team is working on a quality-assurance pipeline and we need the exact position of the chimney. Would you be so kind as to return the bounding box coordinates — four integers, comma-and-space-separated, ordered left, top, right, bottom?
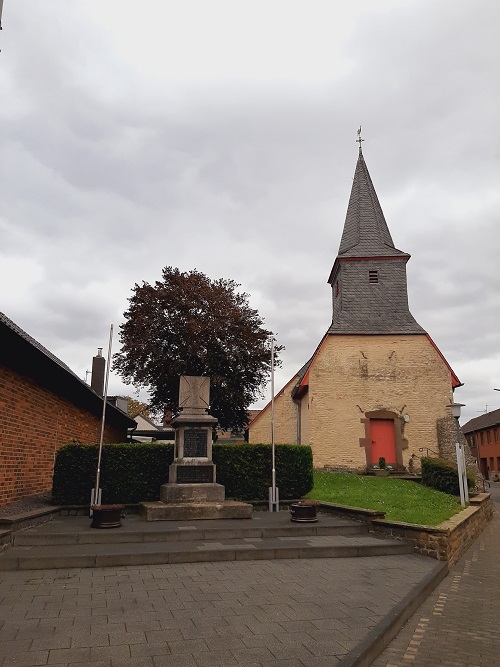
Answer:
91, 348, 105, 396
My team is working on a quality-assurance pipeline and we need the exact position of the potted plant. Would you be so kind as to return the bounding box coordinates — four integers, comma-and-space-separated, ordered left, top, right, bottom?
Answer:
90, 504, 125, 529
290, 499, 319, 522
374, 457, 390, 477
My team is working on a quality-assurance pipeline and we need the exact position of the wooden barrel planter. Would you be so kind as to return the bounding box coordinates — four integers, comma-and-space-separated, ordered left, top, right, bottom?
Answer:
290, 502, 318, 523
90, 504, 124, 529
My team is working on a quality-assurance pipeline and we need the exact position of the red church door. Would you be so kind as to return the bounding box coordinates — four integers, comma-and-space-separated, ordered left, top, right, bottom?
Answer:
370, 419, 396, 465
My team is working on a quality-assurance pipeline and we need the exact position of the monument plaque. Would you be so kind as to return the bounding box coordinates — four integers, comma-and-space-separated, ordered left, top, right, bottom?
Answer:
177, 466, 214, 484
183, 429, 208, 458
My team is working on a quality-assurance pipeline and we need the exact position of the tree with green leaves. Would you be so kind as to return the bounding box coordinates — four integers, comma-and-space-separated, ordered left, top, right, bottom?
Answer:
113, 267, 282, 432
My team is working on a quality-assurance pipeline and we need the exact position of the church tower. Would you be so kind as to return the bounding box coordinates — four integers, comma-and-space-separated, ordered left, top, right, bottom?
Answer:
328, 149, 425, 336
249, 143, 461, 473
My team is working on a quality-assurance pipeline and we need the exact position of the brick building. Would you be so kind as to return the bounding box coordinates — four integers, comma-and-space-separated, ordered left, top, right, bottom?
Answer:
462, 408, 500, 480
249, 148, 463, 472
0, 312, 135, 507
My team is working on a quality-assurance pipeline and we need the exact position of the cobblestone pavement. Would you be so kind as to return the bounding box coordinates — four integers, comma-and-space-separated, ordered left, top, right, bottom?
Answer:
373, 485, 500, 667
0, 553, 436, 667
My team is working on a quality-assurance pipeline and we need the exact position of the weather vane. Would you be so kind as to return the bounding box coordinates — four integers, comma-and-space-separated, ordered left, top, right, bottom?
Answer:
356, 126, 364, 152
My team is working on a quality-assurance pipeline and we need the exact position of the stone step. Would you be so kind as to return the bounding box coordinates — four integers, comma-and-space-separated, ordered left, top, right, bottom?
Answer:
0, 533, 413, 570
13, 512, 368, 546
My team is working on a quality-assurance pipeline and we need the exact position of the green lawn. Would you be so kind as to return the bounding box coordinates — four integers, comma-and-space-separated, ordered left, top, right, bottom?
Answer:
306, 471, 463, 526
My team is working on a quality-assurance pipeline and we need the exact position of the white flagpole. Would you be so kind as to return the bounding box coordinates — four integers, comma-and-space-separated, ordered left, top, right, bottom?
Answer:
92, 324, 113, 509
269, 336, 279, 511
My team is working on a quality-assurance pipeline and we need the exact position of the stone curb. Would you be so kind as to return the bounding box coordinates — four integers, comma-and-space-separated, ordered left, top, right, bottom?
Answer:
336, 560, 449, 667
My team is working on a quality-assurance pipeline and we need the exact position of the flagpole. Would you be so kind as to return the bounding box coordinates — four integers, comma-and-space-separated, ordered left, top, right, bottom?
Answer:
92, 324, 113, 509
269, 336, 279, 511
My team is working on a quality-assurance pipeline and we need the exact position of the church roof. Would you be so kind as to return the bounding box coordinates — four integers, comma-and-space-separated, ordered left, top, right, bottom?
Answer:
338, 150, 408, 259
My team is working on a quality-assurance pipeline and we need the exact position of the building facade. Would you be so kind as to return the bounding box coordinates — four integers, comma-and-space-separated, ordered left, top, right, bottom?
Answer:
249, 149, 462, 472
462, 408, 500, 481
0, 312, 135, 507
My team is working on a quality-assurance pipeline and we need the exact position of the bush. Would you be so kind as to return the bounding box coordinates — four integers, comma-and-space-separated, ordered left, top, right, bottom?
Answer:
213, 444, 313, 501
421, 456, 475, 496
52, 443, 174, 504
52, 442, 313, 504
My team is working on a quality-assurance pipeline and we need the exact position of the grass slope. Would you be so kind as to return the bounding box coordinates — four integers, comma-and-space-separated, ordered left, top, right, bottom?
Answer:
306, 472, 462, 526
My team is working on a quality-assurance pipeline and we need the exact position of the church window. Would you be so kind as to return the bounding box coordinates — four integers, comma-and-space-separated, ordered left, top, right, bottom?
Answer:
335, 281, 339, 297
369, 270, 379, 284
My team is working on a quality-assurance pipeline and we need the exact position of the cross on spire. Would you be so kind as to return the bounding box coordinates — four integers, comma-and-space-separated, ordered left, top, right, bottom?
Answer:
356, 126, 364, 153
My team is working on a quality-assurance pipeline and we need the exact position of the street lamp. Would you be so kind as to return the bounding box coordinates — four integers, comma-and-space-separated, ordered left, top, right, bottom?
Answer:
447, 402, 468, 507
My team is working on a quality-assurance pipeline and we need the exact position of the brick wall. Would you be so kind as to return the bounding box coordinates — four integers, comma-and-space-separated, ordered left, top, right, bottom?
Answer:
249, 376, 299, 444
308, 334, 454, 469
0, 366, 126, 507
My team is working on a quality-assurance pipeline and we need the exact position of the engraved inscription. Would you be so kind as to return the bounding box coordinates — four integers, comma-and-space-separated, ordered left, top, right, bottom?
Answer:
177, 466, 214, 484
183, 429, 208, 458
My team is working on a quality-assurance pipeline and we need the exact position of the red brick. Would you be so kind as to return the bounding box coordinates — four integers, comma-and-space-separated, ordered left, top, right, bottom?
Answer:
0, 366, 125, 508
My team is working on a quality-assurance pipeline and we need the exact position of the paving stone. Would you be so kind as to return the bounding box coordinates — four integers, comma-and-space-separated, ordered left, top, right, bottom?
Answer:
152, 654, 197, 667
1, 651, 49, 666
31, 633, 73, 651
111, 657, 154, 667
192, 649, 240, 666
89, 645, 131, 662
47, 647, 92, 663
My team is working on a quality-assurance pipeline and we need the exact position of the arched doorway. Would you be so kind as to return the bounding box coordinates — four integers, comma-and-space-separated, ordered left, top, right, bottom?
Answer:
359, 410, 408, 470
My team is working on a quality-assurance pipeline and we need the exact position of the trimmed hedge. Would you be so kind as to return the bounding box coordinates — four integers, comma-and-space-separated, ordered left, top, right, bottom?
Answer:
52, 443, 313, 505
213, 443, 313, 501
52, 443, 174, 505
421, 456, 475, 496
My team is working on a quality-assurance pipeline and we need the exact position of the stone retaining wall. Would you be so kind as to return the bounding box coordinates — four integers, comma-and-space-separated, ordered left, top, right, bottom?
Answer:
369, 493, 493, 566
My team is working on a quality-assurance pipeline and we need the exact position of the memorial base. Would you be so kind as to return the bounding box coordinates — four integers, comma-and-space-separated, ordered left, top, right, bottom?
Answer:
140, 500, 253, 521
160, 482, 225, 504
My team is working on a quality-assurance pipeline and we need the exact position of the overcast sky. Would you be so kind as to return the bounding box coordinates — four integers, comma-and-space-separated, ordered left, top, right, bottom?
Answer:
1, 0, 499, 426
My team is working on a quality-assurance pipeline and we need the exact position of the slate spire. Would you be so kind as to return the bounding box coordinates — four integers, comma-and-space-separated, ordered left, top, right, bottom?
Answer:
327, 151, 425, 335
338, 151, 407, 258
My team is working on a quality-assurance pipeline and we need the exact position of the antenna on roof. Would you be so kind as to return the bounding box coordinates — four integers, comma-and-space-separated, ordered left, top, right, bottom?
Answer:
356, 126, 364, 153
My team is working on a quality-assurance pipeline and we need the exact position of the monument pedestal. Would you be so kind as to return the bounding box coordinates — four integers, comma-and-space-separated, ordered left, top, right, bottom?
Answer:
140, 500, 253, 521
160, 482, 225, 504
141, 376, 252, 521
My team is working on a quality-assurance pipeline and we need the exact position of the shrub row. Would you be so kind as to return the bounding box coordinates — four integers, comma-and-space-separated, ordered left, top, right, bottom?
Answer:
214, 443, 313, 501
52, 443, 313, 505
421, 456, 475, 496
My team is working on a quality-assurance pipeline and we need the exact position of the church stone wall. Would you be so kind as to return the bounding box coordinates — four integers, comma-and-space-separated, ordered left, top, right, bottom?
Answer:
299, 394, 310, 446
248, 377, 298, 444
308, 334, 454, 470
436, 415, 480, 488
